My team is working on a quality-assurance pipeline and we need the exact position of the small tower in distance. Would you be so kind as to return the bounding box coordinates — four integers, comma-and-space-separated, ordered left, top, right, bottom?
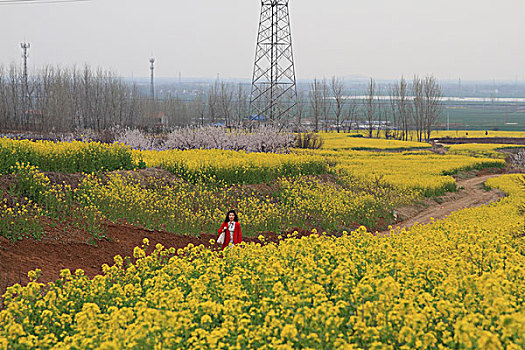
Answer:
149, 58, 155, 99
20, 42, 30, 94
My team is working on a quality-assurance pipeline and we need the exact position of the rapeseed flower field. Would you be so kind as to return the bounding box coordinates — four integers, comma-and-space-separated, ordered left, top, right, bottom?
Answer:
0, 138, 137, 174
446, 143, 523, 159
0, 135, 512, 240
1, 133, 524, 348
0, 174, 523, 349
323, 130, 525, 140
333, 151, 504, 196
136, 148, 328, 184
320, 133, 431, 151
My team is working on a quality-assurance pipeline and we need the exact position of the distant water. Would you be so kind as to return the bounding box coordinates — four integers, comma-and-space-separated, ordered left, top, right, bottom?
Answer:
344, 96, 525, 103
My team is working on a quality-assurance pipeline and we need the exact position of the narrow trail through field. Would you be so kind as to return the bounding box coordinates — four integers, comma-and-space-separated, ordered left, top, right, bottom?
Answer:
388, 174, 505, 232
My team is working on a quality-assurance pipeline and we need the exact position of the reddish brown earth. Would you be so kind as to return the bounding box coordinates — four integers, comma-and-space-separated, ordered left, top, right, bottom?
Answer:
0, 220, 313, 300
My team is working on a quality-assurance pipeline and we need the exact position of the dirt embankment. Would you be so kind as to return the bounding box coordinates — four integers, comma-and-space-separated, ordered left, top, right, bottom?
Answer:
0, 221, 294, 301
435, 137, 525, 145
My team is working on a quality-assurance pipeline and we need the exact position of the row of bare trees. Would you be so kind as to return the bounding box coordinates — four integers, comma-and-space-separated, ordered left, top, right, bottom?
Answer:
206, 81, 250, 127
306, 76, 443, 141
0, 65, 252, 133
391, 76, 443, 142
0, 64, 443, 140
0, 65, 143, 132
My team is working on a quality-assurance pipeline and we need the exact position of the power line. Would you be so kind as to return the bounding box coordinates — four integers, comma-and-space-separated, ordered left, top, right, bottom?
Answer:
0, 0, 90, 5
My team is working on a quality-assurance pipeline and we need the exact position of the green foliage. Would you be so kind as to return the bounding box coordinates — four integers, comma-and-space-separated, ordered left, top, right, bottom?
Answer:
0, 138, 137, 174
160, 159, 329, 186
5, 163, 103, 240
0, 197, 44, 241
441, 160, 505, 175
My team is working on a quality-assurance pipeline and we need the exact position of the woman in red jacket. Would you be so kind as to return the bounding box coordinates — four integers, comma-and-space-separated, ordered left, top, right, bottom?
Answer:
218, 210, 242, 250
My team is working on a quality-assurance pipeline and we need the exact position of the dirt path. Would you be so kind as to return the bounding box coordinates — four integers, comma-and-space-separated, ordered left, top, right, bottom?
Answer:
0, 220, 294, 304
390, 174, 505, 231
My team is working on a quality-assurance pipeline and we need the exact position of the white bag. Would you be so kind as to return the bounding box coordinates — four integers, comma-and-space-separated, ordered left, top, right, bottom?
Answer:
217, 231, 225, 245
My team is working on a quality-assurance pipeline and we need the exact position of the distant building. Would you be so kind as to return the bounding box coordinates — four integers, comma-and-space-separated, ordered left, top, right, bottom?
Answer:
144, 111, 168, 131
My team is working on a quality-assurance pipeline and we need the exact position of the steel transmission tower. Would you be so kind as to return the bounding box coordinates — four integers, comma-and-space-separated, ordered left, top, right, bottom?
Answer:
250, 0, 297, 124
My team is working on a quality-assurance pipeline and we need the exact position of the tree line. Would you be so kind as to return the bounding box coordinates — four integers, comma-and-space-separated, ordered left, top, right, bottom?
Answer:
307, 76, 443, 142
0, 64, 443, 141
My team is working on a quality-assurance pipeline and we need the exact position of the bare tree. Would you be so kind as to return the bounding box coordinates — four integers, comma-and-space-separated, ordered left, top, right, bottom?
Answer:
412, 76, 425, 142
423, 75, 443, 140
346, 95, 359, 132
219, 82, 234, 127
0, 66, 6, 130
330, 76, 346, 133
375, 90, 384, 139
364, 78, 376, 138
129, 84, 142, 128
293, 90, 307, 131
382, 99, 391, 139
394, 77, 412, 141
207, 81, 220, 125
321, 78, 332, 131
8, 65, 22, 130
234, 83, 249, 127
389, 84, 398, 139
308, 79, 323, 132
193, 94, 207, 126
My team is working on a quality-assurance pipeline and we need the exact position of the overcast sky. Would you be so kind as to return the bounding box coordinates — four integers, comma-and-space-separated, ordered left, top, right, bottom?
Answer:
0, 0, 524, 81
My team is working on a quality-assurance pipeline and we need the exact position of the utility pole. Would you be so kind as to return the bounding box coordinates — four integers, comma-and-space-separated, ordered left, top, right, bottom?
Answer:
149, 58, 155, 100
21, 42, 30, 90
21, 42, 31, 128
250, 0, 297, 125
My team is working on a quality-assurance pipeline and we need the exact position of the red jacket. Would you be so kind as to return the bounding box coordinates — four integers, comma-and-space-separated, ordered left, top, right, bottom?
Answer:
218, 221, 242, 249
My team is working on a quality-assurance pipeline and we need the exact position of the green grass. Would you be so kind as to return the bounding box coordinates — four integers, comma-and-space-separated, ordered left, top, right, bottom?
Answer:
442, 105, 525, 131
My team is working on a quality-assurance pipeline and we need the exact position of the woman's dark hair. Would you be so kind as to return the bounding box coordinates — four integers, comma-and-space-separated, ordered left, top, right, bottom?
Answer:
224, 210, 239, 223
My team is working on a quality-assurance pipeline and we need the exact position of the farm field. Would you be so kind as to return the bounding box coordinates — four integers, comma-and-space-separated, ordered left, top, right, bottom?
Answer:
445, 143, 524, 159
0, 133, 524, 349
441, 106, 525, 132
320, 134, 431, 151
432, 130, 525, 139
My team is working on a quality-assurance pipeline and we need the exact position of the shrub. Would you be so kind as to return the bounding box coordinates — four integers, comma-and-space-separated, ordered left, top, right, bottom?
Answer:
295, 132, 324, 149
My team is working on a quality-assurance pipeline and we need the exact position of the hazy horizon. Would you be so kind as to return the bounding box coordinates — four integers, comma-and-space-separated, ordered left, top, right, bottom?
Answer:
1, 0, 524, 81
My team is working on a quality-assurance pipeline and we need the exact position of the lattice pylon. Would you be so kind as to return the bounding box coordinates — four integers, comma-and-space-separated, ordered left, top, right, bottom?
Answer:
249, 0, 297, 125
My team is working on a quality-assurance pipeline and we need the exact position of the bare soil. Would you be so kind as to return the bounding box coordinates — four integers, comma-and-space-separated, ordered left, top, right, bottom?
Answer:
0, 221, 290, 301
435, 137, 525, 145
389, 174, 506, 232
